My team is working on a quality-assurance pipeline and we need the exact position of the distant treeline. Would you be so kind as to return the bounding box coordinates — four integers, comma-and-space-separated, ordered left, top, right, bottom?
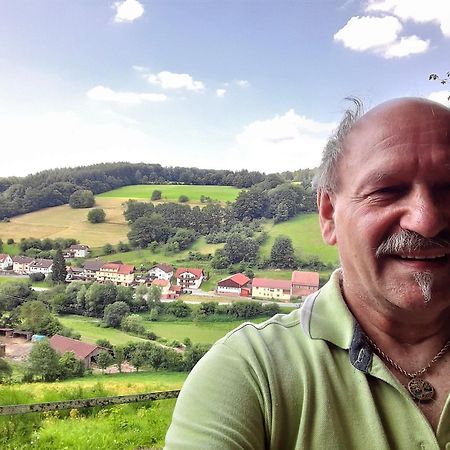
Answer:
0, 162, 316, 220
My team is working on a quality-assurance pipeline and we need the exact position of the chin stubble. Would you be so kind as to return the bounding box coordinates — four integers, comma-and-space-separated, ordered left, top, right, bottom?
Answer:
412, 271, 433, 303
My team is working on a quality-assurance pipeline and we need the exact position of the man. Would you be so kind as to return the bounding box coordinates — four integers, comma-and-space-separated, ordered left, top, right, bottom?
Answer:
165, 98, 450, 449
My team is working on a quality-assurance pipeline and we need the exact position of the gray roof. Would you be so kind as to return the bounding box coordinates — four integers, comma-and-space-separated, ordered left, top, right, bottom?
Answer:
83, 259, 105, 271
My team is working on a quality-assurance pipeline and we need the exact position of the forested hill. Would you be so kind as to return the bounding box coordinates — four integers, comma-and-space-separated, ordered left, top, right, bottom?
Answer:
0, 162, 316, 220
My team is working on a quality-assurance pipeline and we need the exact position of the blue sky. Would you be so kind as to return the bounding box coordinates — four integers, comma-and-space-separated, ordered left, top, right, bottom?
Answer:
0, 0, 449, 177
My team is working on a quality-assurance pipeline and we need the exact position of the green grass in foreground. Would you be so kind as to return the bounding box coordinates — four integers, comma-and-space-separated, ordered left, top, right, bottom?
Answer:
0, 371, 187, 450
58, 315, 146, 345
97, 184, 241, 204
260, 213, 339, 264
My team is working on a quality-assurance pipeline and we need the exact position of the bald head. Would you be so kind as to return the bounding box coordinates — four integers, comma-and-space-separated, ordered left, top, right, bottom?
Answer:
315, 97, 450, 193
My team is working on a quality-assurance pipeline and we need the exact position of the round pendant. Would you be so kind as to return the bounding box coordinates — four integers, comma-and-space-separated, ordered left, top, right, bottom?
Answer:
407, 378, 435, 402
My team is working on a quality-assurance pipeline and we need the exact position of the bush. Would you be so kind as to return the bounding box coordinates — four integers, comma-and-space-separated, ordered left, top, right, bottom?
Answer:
166, 300, 192, 318
29, 272, 45, 282
151, 189, 162, 201
69, 190, 95, 209
102, 243, 116, 255
121, 314, 146, 335
178, 195, 189, 203
103, 301, 130, 328
6, 238, 14, 245
87, 208, 106, 224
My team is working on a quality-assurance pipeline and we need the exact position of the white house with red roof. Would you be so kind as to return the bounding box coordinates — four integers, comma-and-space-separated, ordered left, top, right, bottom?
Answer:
252, 277, 292, 302
216, 273, 251, 297
148, 263, 174, 281
0, 254, 13, 270
49, 335, 103, 368
151, 278, 171, 296
175, 267, 204, 290
291, 271, 320, 299
96, 262, 135, 286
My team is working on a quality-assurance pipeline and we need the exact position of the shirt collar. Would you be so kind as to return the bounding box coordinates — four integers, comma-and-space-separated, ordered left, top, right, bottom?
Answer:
300, 269, 373, 373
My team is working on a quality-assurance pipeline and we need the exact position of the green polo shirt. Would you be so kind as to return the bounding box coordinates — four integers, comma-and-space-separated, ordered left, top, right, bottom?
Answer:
165, 271, 450, 449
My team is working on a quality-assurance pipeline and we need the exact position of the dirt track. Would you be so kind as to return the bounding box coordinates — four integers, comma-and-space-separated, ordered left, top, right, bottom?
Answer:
0, 336, 33, 361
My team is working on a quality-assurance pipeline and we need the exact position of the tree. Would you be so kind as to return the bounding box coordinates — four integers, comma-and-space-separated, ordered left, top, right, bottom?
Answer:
130, 347, 147, 372
183, 344, 210, 371
69, 189, 95, 209
102, 243, 115, 255
27, 340, 61, 381
85, 282, 118, 317
121, 314, 145, 335
0, 281, 34, 312
166, 300, 191, 318
151, 189, 162, 201
117, 241, 130, 252
270, 235, 296, 268
223, 234, 259, 264
103, 301, 130, 328
114, 346, 125, 373
96, 338, 113, 350
96, 350, 113, 374
128, 214, 174, 248
147, 284, 162, 308
58, 352, 84, 379
19, 300, 63, 335
133, 284, 148, 312
178, 195, 189, 203
166, 228, 197, 251
0, 358, 12, 383
52, 249, 67, 283
87, 208, 106, 224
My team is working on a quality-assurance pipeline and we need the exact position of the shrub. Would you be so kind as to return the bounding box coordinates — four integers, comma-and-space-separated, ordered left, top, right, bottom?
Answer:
178, 195, 189, 203
151, 189, 162, 201
103, 301, 130, 328
87, 208, 106, 224
29, 272, 45, 282
69, 190, 95, 209
6, 238, 14, 245
121, 314, 146, 335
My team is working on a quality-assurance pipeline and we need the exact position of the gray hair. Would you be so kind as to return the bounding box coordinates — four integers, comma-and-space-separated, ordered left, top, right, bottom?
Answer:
313, 97, 365, 192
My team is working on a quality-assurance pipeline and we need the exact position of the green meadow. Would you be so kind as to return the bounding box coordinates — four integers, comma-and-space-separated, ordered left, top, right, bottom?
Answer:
97, 184, 241, 204
260, 213, 339, 264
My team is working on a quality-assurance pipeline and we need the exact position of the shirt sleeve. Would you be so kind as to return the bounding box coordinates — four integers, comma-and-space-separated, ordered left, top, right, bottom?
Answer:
164, 341, 267, 450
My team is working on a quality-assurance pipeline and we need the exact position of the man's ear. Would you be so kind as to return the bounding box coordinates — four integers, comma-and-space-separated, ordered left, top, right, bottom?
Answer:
317, 189, 337, 245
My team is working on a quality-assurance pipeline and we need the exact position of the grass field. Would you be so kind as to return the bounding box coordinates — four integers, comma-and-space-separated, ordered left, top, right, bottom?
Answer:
260, 213, 339, 264
97, 184, 241, 204
0, 198, 129, 247
58, 315, 146, 345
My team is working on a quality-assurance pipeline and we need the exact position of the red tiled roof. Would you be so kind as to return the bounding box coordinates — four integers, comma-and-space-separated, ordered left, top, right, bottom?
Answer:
152, 279, 169, 287
0, 254, 10, 263
218, 273, 250, 287
170, 285, 182, 293
175, 268, 204, 279
291, 271, 319, 287
252, 278, 292, 290
118, 264, 135, 275
49, 335, 100, 359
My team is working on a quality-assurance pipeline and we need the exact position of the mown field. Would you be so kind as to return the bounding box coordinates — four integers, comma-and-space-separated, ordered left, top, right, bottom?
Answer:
58, 314, 265, 345
260, 212, 339, 264
0, 371, 187, 450
97, 184, 241, 204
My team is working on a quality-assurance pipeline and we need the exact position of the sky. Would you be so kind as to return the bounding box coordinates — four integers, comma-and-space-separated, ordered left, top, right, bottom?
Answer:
0, 0, 449, 177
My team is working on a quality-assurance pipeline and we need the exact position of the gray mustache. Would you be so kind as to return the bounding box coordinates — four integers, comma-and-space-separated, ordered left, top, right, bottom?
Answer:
376, 230, 450, 258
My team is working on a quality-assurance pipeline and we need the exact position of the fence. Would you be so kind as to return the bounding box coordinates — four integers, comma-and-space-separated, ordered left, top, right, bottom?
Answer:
0, 390, 180, 416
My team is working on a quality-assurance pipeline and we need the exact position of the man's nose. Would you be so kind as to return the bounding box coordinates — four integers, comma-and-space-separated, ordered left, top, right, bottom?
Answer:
399, 186, 448, 238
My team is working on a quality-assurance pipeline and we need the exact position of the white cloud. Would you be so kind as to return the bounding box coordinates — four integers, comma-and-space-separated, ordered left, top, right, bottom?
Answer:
113, 0, 144, 23
148, 71, 205, 91
216, 88, 226, 98
235, 110, 336, 172
0, 111, 162, 176
367, 0, 450, 37
382, 35, 429, 58
427, 90, 450, 106
334, 15, 402, 51
236, 80, 250, 88
87, 85, 167, 104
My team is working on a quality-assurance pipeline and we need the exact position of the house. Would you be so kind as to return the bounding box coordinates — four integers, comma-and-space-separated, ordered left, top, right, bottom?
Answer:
175, 268, 204, 291
151, 278, 171, 297
12, 256, 35, 274
29, 258, 53, 275
216, 273, 251, 297
166, 284, 182, 300
0, 254, 13, 270
252, 278, 292, 302
49, 335, 103, 368
65, 266, 85, 281
65, 244, 90, 258
96, 262, 135, 286
83, 259, 105, 280
148, 263, 174, 281
291, 271, 320, 299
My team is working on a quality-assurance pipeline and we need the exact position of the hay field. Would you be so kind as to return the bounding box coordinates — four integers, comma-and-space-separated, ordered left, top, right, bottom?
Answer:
0, 198, 129, 247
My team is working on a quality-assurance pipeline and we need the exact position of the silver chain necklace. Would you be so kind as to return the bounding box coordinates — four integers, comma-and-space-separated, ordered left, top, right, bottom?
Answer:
365, 336, 450, 402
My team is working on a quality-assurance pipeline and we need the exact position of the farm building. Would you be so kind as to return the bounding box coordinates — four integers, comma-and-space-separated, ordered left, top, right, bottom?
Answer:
216, 273, 251, 297
49, 335, 103, 368
252, 278, 292, 302
291, 271, 320, 299
175, 268, 204, 291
